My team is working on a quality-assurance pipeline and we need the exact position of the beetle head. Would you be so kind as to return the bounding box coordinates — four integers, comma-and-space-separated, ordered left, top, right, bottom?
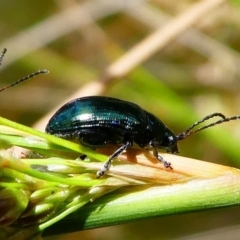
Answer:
154, 128, 179, 154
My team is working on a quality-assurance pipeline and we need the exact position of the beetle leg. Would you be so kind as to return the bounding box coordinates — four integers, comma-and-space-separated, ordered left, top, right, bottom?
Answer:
97, 141, 132, 178
79, 154, 87, 160
150, 143, 173, 170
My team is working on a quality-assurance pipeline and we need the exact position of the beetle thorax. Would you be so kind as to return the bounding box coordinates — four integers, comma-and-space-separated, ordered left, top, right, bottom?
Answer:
144, 111, 178, 153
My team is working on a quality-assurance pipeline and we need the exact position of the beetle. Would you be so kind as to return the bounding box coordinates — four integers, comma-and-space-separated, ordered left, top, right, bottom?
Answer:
45, 96, 239, 177
1, 48, 240, 177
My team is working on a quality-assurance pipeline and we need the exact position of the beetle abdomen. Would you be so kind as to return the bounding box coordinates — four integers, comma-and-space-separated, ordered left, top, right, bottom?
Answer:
46, 96, 148, 146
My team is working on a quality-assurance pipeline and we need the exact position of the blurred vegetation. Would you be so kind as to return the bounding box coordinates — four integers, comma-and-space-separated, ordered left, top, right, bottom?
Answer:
1, 0, 240, 239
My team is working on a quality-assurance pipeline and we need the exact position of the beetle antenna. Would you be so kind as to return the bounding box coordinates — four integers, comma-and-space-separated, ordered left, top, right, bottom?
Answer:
0, 70, 49, 92
0, 48, 49, 92
176, 112, 228, 140
0, 48, 7, 66
0, 69, 49, 93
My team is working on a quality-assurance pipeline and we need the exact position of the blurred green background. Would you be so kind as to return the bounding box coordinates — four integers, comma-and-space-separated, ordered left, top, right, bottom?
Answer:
1, 0, 240, 239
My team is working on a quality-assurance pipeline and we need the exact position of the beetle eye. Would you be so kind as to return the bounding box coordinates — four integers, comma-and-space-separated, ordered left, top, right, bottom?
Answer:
168, 135, 176, 146
168, 135, 174, 143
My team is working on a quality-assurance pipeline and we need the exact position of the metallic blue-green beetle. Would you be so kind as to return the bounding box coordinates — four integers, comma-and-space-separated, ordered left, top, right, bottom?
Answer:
45, 96, 228, 177
0, 48, 235, 177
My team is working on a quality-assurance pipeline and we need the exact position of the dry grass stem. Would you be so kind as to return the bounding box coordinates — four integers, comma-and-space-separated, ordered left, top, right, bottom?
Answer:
105, 0, 227, 79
